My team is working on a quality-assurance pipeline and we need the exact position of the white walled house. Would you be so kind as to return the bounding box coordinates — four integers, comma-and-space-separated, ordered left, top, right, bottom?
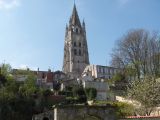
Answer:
82, 68, 116, 101
83, 65, 119, 79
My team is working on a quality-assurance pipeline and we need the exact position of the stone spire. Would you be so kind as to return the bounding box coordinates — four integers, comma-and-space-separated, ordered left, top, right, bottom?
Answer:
62, 4, 90, 79
69, 4, 81, 27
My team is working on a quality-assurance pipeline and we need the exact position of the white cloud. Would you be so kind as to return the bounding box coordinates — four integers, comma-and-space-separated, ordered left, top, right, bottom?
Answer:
0, 0, 20, 10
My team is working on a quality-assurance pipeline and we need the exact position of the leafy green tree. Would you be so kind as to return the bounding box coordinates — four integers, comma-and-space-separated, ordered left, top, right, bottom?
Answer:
127, 76, 160, 115
0, 63, 13, 86
0, 63, 12, 77
72, 86, 87, 103
0, 74, 7, 86
19, 71, 38, 97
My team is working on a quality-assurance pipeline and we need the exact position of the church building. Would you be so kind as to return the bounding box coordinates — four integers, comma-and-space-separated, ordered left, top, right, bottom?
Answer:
62, 4, 90, 79
61, 4, 117, 100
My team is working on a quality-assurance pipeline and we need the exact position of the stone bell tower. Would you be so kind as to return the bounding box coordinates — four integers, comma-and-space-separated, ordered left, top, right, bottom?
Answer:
62, 4, 90, 78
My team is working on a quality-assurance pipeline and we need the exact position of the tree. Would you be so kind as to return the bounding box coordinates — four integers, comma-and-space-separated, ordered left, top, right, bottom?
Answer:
111, 29, 160, 79
0, 63, 12, 77
127, 76, 160, 115
0, 74, 7, 86
0, 64, 12, 86
0, 64, 52, 119
18, 70, 38, 97
72, 86, 87, 103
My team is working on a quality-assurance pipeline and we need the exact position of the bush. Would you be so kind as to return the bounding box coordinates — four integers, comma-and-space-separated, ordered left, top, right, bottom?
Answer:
85, 88, 97, 100
112, 102, 135, 118
94, 101, 135, 118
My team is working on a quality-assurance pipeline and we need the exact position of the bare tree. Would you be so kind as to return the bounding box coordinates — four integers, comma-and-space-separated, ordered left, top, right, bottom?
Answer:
111, 29, 160, 80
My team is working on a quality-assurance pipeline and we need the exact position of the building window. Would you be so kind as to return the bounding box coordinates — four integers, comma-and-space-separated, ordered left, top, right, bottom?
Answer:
74, 49, 77, 55
74, 42, 76, 47
79, 42, 81, 47
79, 49, 81, 56
42, 73, 45, 79
103, 68, 105, 73
99, 67, 101, 73
76, 28, 78, 33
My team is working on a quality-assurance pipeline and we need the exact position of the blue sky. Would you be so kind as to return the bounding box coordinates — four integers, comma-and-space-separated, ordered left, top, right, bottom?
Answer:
0, 0, 160, 71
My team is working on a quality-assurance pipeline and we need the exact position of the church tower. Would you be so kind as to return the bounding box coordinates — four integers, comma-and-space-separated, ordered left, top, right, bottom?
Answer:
62, 4, 90, 78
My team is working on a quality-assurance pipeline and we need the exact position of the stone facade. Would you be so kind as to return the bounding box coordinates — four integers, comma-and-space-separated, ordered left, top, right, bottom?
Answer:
36, 69, 54, 90
82, 65, 119, 79
81, 65, 118, 101
82, 80, 115, 101
32, 105, 117, 120
12, 68, 54, 90
62, 4, 89, 78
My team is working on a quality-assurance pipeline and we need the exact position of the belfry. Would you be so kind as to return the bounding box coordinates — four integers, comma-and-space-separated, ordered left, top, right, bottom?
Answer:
62, 4, 90, 78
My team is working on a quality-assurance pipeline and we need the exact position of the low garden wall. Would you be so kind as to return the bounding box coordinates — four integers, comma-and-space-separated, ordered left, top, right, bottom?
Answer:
33, 105, 117, 120
120, 116, 160, 120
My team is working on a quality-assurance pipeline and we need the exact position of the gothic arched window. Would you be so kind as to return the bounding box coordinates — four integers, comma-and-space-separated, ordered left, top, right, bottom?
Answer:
74, 49, 77, 55
76, 28, 78, 33
79, 49, 81, 56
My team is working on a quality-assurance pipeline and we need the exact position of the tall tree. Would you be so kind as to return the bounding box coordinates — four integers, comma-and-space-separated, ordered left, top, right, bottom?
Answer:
111, 29, 160, 79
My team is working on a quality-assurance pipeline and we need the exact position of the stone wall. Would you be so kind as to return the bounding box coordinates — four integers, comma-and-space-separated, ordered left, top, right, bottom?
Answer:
120, 118, 160, 120
32, 105, 117, 120
32, 111, 54, 120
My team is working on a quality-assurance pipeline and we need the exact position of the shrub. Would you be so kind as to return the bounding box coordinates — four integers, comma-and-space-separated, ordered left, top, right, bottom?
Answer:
112, 102, 135, 118
85, 88, 97, 100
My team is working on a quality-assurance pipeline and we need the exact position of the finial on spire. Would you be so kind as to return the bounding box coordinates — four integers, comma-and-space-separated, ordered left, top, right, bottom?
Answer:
74, 0, 75, 5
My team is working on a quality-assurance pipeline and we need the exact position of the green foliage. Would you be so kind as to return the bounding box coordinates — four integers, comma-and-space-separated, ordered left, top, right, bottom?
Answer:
0, 64, 54, 119
58, 90, 66, 95
85, 88, 97, 100
0, 64, 12, 77
127, 76, 160, 115
113, 102, 135, 118
0, 83, 36, 120
0, 74, 7, 86
72, 86, 87, 103
18, 71, 38, 97
94, 101, 134, 118
0, 64, 13, 86
42, 89, 52, 97
112, 73, 125, 82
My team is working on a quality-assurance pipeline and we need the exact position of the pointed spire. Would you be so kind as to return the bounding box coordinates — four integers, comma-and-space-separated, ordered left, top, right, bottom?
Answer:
66, 23, 68, 30
74, 0, 75, 5
65, 24, 68, 37
69, 4, 81, 27
82, 19, 85, 27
